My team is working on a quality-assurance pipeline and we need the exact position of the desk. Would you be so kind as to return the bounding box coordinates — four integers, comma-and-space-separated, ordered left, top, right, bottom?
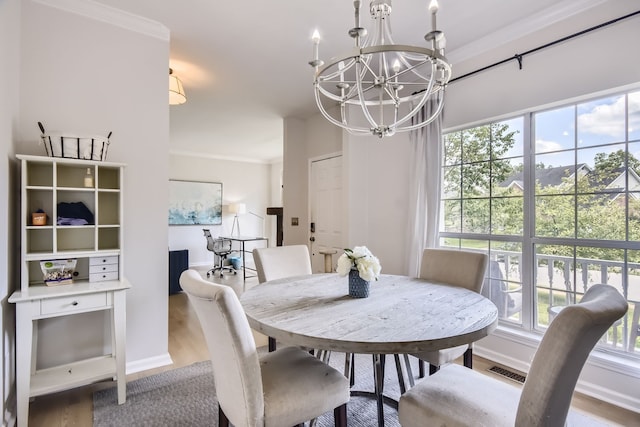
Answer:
240, 274, 498, 426
9, 280, 130, 427
222, 236, 268, 281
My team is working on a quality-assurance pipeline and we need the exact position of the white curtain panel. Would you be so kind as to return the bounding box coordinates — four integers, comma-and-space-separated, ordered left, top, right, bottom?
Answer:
405, 96, 443, 276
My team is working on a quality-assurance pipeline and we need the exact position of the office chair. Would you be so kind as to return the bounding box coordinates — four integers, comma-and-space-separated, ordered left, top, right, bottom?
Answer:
203, 229, 236, 278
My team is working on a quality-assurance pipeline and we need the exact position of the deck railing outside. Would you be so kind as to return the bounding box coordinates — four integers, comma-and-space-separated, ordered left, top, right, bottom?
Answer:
485, 250, 639, 355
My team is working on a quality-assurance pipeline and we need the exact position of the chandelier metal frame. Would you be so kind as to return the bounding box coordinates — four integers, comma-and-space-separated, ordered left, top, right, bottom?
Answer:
310, 0, 452, 138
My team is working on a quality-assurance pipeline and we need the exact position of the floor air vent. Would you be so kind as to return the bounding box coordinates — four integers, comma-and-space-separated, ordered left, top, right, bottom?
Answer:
488, 366, 526, 384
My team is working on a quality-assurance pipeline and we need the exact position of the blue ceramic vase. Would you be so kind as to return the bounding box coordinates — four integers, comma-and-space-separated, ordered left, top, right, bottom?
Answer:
348, 268, 370, 298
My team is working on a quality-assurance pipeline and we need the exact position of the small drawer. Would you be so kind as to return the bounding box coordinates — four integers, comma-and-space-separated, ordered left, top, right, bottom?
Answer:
90, 256, 118, 266
89, 264, 119, 274
41, 293, 108, 315
90, 271, 119, 282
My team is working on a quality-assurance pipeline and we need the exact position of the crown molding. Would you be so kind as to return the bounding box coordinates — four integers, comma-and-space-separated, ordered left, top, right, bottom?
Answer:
447, 0, 607, 64
33, 0, 169, 41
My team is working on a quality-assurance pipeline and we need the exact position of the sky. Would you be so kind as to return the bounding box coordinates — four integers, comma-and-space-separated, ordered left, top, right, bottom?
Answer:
497, 90, 640, 169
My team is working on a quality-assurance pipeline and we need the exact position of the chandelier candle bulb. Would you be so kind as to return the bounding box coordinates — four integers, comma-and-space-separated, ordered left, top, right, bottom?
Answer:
312, 30, 320, 61
309, 30, 324, 69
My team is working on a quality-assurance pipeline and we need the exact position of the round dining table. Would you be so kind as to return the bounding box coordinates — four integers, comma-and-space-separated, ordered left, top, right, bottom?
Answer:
240, 273, 498, 427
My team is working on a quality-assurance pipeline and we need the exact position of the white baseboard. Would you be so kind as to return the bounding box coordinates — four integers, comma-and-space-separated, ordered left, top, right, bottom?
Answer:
126, 353, 173, 375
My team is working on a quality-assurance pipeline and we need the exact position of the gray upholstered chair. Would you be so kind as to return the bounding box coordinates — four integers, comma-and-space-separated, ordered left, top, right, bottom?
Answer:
482, 259, 523, 320
253, 245, 313, 352
412, 248, 489, 377
179, 269, 349, 427
398, 284, 628, 427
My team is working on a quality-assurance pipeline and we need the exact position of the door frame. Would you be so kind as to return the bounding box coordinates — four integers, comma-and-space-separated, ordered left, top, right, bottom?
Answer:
308, 151, 345, 272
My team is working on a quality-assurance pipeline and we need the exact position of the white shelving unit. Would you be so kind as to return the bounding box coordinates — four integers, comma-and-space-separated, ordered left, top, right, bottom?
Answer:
9, 155, 129, 427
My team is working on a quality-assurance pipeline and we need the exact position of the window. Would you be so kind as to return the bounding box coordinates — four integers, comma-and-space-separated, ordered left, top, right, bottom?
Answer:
441, 89, 640, 357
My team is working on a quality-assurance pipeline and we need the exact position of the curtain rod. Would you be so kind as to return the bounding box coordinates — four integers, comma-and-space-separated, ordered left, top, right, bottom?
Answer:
438, 9, 640, 86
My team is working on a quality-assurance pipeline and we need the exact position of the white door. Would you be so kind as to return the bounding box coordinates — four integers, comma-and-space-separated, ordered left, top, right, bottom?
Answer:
309, 155, 344, 273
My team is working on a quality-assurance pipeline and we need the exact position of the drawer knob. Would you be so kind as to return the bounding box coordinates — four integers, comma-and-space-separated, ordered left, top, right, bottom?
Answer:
71, 301, 78, 306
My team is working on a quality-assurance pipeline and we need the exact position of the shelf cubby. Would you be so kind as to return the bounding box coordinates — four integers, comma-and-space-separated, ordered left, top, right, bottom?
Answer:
97, 192, 120, 225
26, 162, 54, 187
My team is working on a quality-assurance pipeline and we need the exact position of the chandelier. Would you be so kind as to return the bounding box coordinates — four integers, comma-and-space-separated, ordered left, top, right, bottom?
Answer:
309, 0, 451, 138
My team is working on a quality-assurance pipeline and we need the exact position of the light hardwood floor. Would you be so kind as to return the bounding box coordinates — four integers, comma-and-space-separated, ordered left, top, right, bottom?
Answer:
27, 271, 639, 426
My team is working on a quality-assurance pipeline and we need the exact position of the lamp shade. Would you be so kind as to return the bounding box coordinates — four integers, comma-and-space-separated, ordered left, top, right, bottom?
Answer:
229, 203, 247, 215
169, 69, 186, 105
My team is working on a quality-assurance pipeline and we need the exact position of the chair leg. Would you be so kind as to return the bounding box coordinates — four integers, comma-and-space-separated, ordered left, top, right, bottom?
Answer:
334, 403, 347, 427
218, 407, 229, 427
350, 353, 355, 387
463, 348, 473, 369
268, 336, 276, 352
418, 359, 425, 378
429, 363, 439, 375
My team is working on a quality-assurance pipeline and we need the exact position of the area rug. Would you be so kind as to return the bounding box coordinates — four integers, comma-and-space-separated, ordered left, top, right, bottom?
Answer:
94, 353, 403, 426
94, 353, 610, 427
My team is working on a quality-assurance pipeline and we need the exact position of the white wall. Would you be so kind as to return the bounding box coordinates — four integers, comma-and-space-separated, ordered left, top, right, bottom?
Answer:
444, 1, 640, 128
283, 1, 640, 412
17, 0, 171, 372
1, 0, 20, 424
282, 113, 343, 248
344, 133, 412, 275
169, 153, 274, 266
282, 117, 308, 245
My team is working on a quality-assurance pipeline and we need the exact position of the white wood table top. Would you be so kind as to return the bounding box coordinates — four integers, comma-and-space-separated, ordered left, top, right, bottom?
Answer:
240, 273, 498, 354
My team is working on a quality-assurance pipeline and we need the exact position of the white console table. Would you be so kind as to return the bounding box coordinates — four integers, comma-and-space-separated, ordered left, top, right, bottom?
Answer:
9, 280, 130, 427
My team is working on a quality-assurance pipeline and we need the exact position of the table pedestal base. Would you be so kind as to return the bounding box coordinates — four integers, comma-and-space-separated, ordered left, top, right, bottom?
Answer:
345, 353, 415, 427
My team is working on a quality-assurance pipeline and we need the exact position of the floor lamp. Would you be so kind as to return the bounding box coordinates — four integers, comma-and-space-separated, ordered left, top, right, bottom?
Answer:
229, 203, 246, 236
248, 211, 265, 237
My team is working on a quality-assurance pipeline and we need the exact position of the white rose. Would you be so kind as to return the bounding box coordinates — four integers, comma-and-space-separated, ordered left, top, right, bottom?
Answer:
336, 253, 354, 276
356, 254, 381, 281
351, 246, 370, 259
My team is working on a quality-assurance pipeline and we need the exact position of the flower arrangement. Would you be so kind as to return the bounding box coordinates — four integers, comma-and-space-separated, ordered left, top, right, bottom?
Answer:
336, 246, 382, 282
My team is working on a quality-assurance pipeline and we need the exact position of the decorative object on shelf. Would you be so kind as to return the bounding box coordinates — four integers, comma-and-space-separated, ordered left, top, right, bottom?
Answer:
84, 167, 94, 188
169, 68, 187, 105
309, 0, 451, 138
31, 210, 47, 226
336, 246, 381, 298
40, 259, 77, 286
229, 202, 247, 236
168, 180, 222, 225
38, 121, 112, 161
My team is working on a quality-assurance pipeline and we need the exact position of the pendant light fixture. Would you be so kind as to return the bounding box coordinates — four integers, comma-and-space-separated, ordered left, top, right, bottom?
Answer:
169, 68, 187, 105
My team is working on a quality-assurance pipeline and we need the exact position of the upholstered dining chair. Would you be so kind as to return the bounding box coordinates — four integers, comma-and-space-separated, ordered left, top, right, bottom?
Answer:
253, 245, 313, 352
398, 284, 628, 427
179, 269, 349, 427
412, 248, 489, 377
253, 245, 313, 284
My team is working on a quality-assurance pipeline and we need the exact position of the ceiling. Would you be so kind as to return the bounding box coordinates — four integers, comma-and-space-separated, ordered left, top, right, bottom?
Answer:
93, 0, 607, 163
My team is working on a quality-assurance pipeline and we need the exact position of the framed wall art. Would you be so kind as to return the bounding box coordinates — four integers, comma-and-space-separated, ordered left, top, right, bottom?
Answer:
168, 180, 223, 225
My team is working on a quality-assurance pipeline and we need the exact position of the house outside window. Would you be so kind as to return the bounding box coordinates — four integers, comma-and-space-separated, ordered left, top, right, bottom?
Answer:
441, 89, 640, 357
